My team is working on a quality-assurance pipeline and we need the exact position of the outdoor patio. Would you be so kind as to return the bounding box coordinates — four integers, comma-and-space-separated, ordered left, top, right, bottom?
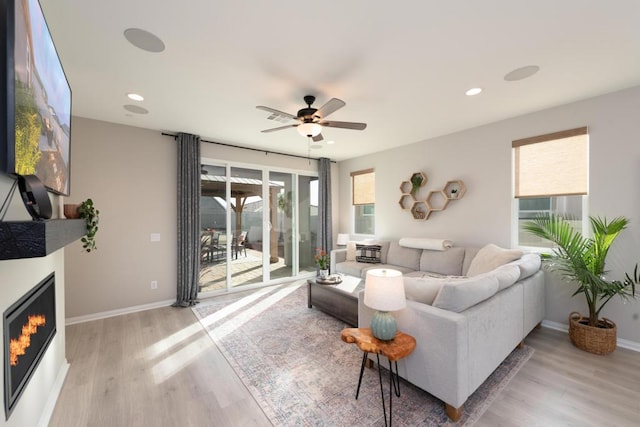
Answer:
199, 247, 313, 292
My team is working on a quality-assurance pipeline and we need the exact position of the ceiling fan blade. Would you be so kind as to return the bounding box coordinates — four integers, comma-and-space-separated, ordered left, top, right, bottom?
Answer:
320, 120, 367, 130
312, 133, 324, 142
261, 124, 298, 133
256, 105, 297, 122
315, 98, 345, 119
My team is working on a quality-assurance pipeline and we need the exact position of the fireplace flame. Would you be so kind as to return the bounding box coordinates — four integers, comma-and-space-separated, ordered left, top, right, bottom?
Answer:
9, 315, 46, 366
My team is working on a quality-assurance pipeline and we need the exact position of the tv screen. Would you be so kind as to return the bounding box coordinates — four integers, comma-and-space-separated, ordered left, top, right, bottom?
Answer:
1, 0, 72, 196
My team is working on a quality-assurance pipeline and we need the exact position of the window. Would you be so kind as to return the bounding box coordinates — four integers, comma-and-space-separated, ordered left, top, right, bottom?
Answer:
513, 127, 588, 247
351, 168, 375, 235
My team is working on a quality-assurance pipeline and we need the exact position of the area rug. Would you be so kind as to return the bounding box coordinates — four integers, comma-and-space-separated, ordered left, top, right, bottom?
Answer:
193, 282, 533, 426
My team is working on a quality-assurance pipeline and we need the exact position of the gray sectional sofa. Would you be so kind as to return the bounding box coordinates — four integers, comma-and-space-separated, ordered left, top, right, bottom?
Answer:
330, 239, 544, 421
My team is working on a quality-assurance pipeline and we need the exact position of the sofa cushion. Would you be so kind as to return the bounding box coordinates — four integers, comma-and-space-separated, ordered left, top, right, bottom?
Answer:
336, 261, 369, 278
508, 253, 541, 280
466, 244, 523, 276
355, 244, 382, 264
432, 274, 500, 313
403, 276, 444, 305
481, 264, 521, 291
386, 241, 421, 271
420, 247, 466, 276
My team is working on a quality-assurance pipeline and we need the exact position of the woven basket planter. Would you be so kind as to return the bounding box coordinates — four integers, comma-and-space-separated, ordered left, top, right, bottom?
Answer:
568, 312, 617, 355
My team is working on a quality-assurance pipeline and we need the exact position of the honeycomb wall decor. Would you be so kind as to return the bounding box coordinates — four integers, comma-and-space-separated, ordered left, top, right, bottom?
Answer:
399, 172, 465, 220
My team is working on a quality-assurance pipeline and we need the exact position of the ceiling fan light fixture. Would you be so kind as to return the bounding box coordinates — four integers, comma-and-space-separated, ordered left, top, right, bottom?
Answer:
297, 122, 322, 137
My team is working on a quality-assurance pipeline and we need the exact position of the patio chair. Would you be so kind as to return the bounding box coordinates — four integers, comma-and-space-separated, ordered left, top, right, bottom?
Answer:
233, 231, 248, 259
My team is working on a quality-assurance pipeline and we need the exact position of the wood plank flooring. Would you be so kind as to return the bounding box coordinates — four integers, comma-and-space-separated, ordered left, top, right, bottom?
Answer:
49, 304, 640, 426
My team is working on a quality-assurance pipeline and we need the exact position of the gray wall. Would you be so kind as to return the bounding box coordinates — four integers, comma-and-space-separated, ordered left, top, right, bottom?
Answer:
64, 117, 327, 319
337, 85, 640, 345
63, 118, 177, 319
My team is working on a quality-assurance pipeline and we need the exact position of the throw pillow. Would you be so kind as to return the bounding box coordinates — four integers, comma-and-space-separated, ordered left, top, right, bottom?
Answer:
346, 241, 358, 261
403, 276, 444, 305
355, 244, 382, 264
466, 244, 523, 277
432, 275, 499, 313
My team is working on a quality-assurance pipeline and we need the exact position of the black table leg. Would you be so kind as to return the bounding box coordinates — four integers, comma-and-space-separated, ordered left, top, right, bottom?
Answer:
354, 353, 401, 427
355, 351, 368, 399
390, 360, 401, 397
376, 354, 388, 427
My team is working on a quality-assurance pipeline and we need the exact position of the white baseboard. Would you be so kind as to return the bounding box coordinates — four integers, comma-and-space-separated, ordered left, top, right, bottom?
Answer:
541, 320, 640, 353
38, 360, 70, 427
65, 299, 175, 325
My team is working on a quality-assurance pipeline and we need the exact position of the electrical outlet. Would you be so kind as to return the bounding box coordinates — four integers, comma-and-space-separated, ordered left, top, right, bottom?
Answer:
150, 280, 158, 289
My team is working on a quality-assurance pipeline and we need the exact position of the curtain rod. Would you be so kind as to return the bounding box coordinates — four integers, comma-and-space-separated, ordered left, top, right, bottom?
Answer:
161, 132, 336, 163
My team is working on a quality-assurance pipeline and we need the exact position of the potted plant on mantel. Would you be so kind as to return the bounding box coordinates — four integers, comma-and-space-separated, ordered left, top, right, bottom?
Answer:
523, 214, 638, 355
64, 198, 99, 252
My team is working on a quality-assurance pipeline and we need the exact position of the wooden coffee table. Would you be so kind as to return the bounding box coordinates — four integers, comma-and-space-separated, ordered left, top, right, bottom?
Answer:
307, 276, 363, 326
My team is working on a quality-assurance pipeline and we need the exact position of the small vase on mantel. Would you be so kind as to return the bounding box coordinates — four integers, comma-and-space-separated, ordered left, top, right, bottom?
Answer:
319, 269, 329, 279
63, 204, 81, 219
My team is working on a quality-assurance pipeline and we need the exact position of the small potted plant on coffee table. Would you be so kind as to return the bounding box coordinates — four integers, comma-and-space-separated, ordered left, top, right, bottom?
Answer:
315, 248, 329, 279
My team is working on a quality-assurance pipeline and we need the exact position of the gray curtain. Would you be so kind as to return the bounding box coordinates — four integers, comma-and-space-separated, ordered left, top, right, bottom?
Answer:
317, 157, 333, 255
173, 132, 201, 307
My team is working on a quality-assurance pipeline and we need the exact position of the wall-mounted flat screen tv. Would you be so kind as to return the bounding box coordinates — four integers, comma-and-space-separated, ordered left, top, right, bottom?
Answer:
1, 0, 72, 196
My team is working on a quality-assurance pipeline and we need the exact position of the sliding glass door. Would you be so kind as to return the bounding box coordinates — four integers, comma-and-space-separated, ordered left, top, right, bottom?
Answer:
268, 171, 293, 280
229, 166, 263, 287
199, 164, 228, 292
199, 163, 317, 293
298, 174, 319, 274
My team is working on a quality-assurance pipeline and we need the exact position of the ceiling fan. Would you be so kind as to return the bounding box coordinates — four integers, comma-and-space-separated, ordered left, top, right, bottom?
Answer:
256, 95, 367, 142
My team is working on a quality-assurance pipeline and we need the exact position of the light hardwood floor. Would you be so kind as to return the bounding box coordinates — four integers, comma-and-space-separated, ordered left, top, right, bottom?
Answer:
50, 305, 640, 426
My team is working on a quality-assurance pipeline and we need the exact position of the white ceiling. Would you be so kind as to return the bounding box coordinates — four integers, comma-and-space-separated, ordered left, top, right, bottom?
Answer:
40, 0, 640, 161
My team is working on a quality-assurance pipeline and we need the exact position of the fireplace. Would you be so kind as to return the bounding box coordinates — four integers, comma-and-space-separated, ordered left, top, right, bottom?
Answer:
3, 273, 56, 419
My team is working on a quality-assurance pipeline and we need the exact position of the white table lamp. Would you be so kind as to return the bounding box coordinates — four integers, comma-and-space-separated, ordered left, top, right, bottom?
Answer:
336, 233, 350, 247
364, 269, 406, 340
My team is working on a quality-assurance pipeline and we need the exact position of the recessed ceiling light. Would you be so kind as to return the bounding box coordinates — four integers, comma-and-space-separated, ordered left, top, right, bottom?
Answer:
124, 28, 165, 53
465, 87, 482, 96
127, 93, 144, 101
326, 140, 335, 145
123, 104, 149, 114
504, 65, 540, 82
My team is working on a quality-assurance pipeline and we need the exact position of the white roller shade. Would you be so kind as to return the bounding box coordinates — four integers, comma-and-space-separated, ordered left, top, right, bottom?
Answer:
513, 127, 588, 198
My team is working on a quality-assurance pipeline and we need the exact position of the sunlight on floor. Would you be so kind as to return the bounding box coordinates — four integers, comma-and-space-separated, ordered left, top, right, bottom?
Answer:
204, 281, 303, 341
198, 285, 275, 329
142, 322, 204, 361
151, 334, 212, 384
144, 280, 304, 385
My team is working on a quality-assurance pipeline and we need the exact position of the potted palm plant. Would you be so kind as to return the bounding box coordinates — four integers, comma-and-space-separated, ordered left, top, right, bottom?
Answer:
523, 214, 637, 354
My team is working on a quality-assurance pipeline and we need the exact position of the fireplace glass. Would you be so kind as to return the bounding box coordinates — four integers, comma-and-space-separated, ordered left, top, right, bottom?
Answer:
3, 273, 56, 419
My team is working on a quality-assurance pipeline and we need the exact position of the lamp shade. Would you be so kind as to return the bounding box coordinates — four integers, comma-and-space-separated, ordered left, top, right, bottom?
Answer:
297, 122, 322, 137
336, 233, 350, 246
364, 269, 406, 312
